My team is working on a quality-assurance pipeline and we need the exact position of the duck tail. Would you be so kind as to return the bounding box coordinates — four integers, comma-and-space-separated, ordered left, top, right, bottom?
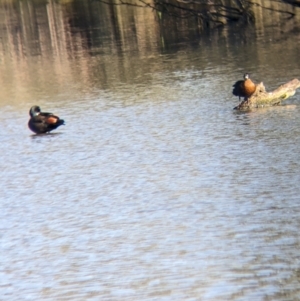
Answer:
58, 119, 65, 126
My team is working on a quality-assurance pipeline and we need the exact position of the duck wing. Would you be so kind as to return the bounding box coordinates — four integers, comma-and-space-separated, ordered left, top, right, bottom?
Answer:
39, 112, 63, 125
232, 80, 246, 97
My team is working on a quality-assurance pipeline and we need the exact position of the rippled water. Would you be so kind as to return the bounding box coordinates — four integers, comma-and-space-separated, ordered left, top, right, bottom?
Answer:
1, 2, 300, 300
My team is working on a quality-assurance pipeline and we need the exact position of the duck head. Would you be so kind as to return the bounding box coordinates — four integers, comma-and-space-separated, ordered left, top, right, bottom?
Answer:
29, 106, 41, 117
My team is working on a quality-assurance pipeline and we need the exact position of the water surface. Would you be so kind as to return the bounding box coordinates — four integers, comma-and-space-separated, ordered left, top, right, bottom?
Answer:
1, 1, 300, 300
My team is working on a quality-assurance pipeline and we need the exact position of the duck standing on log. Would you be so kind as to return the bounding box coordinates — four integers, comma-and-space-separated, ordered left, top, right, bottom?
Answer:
233, 73, 256, 100
28, 106, 65, 134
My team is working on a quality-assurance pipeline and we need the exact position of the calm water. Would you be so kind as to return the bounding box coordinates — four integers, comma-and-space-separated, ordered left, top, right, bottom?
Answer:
1, 1, 300, 300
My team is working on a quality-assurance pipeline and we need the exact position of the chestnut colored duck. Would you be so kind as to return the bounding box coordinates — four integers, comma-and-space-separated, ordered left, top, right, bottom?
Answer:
232, 73, 256, 100
28, 106, 65, 134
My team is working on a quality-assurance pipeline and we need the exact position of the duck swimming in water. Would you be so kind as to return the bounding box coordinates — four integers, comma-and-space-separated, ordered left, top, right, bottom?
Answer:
28, 105, 65, 134
232, 73, 256, 100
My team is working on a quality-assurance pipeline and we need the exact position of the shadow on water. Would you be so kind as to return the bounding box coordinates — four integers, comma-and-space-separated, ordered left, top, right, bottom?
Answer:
30, 132, 64, 139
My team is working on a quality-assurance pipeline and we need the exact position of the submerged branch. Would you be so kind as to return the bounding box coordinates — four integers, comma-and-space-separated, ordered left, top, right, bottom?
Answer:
282, 0, 300, 7
234, 79, 300, 111
94, 0, 297, 29
249, 1, 295, 17
95, 0, 250, 24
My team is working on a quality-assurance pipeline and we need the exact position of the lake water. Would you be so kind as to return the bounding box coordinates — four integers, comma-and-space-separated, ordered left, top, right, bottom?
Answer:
1, 1, 300, 300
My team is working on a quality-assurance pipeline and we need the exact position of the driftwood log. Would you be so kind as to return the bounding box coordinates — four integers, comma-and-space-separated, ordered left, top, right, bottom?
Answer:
234, 79, 300, 111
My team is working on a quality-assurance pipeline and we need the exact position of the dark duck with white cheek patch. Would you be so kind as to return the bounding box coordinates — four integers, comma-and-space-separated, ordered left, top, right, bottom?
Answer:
28, 106, 65, 134
232, 73, 256, 100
